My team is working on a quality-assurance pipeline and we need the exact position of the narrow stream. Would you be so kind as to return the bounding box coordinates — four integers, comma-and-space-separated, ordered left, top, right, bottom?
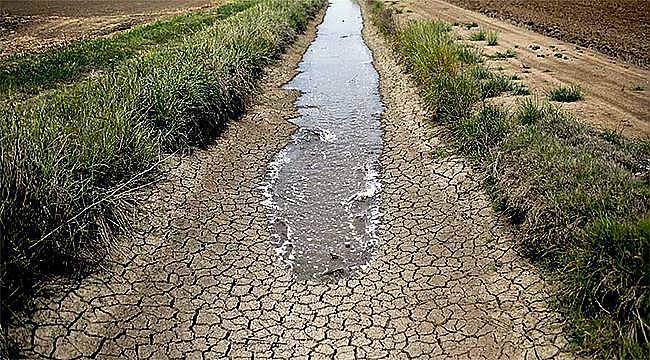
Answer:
262, 0, 383, 279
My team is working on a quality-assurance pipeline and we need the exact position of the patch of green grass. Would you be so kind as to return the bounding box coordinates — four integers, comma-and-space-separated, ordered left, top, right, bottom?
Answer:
488, 48, 517, 60
464, 21, 479, 29
548, 84, 584, 102
486, 30, 498, 46
512, 84, 531, 96
469, 29, 486, 41
454, 105, 511, 156
367, 1, 650, 356
480, 74, 515, 98
0, 0, 261, 100
0, 0, 324, 346
516, 98, 548, 125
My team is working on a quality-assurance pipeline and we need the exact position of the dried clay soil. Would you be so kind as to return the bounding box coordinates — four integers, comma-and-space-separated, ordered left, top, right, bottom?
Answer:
8, 5, 572, 359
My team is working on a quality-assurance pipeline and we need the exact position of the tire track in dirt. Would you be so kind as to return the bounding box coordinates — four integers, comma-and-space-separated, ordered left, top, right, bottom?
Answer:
9, 2, 572, 358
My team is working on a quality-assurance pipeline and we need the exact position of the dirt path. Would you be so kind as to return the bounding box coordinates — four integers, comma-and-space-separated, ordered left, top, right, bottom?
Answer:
10, 2, 571, 358
393, 0, 650, 138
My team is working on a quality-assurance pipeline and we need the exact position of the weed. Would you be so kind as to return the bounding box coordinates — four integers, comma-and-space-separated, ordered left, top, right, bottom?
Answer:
464, 21, 479, 29
512, 84, 531, 96
480, 74, 515, 98
454, 105, 511, 156
486, 30, 498, 46
548, 84, 583, 102
516, 98, 547, 125
488, 48, 516, 60
469, 29, 486, 41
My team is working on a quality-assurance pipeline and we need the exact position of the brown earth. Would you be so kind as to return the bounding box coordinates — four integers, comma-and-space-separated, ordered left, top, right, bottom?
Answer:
388, 0, 650, 138
436, 0, 650, 69
0, 0, 217, 58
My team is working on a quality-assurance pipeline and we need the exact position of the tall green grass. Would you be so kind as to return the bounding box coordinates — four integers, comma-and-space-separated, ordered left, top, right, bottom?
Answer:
0, 0, 324, 347
368, 1, 649, 357
0, 0, 260, 100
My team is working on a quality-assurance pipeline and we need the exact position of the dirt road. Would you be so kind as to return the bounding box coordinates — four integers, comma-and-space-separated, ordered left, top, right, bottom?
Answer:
0, 0, 215, 57
9, 1, 570, 358
392, 0, 650, 138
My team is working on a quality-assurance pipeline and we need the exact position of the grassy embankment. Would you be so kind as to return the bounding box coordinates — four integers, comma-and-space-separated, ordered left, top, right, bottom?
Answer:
0, 0, 260, 100
0, 0, 324, 352
368, 1, 649, 358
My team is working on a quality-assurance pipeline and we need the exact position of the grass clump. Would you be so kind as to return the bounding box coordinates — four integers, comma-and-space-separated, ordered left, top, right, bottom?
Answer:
0, 0, 260, 100
488, 48, 517, 60
367, 0, 649, 356
469, 29, 486, 41
454, 105, 511, 156
0, 0, 324, 349
486, 30, 498, 46
516, 98, 548, 125
548, 84, 584, 102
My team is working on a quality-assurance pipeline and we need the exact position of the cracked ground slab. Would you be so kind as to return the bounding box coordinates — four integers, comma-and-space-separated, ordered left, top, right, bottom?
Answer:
9, 1, 573, 358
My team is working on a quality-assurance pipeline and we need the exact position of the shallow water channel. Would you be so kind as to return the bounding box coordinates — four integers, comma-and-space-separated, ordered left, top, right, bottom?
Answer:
263, 0, 384, 279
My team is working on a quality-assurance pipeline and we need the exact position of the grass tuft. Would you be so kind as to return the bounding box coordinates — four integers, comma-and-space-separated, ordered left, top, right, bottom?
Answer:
469, 29, 486, 41
548, 84, 584, 102
488, 48, 517, 60
516, 98, 547, 125
486, 30, 498, 46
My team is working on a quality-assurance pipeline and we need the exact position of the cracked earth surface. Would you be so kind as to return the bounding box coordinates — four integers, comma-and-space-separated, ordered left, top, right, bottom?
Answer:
10, 1, 573, 358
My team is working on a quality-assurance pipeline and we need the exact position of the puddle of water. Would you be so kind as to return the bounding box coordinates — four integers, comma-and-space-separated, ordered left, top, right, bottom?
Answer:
262, 0, 383, 279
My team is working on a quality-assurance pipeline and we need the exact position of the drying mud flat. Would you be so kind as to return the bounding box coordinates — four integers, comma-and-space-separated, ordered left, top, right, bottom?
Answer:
434, 0, 650, 68
0, 0, 215, 57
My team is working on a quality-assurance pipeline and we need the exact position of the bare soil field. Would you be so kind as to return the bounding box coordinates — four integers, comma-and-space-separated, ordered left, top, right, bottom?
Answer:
0, 0, 216, 57
440, 0, 650, 69
390, 0, 650, 138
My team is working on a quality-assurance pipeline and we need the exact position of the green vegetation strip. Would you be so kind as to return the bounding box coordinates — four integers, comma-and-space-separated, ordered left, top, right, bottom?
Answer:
368, 1, 649, 358
0, 0, 324, 339
0, 0, 260, 99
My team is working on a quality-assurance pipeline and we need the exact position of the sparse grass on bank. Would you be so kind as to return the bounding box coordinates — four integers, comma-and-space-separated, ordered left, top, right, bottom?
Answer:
0, 0, 260, 100
0, 0, 324, 353
368, 1, 649, 358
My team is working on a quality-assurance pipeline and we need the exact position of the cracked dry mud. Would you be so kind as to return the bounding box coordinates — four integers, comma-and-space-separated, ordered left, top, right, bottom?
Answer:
10, 1, 573, 358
